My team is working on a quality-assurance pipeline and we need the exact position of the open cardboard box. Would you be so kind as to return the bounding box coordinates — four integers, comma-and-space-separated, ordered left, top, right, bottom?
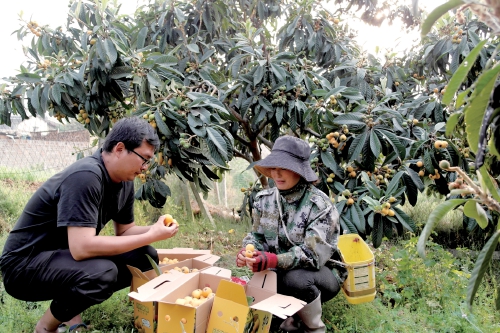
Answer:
129, 266, 232, 333
128, 248, 211, 293
206, 271, 306, 333
126, 248, 213, 333
160, 253, 221, 274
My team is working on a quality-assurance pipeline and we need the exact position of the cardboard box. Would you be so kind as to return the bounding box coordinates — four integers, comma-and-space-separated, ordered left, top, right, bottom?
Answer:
129, 266, 232, 333
127, 248, 213, 333
128, 248, 212, 293
206, 271, 306, 333
160, 254, 221, 274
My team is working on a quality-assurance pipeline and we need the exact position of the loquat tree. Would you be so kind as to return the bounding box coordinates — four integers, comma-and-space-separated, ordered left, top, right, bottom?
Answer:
0, 0, 498, 258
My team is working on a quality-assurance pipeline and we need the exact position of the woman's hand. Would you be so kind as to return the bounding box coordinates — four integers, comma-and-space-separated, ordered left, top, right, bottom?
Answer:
247, 251, 278, 272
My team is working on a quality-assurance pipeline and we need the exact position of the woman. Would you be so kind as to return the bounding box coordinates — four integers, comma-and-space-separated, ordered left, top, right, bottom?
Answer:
236, 135, 347, 333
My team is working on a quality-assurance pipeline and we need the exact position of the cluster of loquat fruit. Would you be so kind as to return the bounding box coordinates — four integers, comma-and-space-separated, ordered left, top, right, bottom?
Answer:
451, 27, 463, 44
76, 109, 91, 125
342, 189, 355, 206
378, 201, 396, 217
160, 257, 180, 265
164, 266, 199, 274
366, 165, 395, 186
434, 140, 449, 149
136, 173, 147, 183
142, 110, 165, 129
327, 125, 349, 147
27, 21, 42, 37
174, 287, 214, 307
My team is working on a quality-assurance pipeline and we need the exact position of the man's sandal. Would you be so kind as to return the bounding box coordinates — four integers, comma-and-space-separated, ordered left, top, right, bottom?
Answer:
58, 323, 88, 332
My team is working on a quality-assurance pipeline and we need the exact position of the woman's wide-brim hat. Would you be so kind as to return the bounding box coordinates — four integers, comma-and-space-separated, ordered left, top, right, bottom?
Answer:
254, 135, 317, 182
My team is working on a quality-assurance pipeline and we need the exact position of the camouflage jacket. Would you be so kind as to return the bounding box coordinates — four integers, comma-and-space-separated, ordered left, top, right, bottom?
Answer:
242, 182, 340, 271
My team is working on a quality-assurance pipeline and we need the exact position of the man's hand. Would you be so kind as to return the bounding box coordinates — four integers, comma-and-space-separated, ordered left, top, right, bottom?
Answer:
149, 214, 179, 241
246, 251, 278, 272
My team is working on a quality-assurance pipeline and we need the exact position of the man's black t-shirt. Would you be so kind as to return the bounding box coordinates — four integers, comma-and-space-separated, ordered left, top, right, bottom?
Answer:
0, 149, 135, 267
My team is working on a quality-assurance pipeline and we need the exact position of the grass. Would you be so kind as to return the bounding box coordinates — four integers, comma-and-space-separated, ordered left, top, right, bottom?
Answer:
1, 169, 500, 332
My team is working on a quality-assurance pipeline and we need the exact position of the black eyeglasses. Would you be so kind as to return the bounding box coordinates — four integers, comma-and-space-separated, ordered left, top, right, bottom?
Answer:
128, 149, 152, 166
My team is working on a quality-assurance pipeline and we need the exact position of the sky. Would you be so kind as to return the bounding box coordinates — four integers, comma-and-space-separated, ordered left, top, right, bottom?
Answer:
0, 0, 445, 82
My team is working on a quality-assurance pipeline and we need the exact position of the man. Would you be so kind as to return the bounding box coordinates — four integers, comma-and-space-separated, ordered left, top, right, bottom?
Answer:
0, 117, 178, 333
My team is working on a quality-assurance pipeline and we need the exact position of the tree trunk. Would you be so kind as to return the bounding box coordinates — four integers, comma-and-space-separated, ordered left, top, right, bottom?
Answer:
179, 180, 194, 222
223, 175, 228, 208
189, 182, 216, 228
249, 137, 269, 187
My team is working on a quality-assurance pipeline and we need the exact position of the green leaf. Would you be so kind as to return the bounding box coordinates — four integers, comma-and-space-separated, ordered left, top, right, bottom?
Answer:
445, 112, 460, 137
463, 201, 488, 229
385, 171, 404, 197
254, 65, 264, 86
321, 151, 341, 176
371, 215, 384, 248
376, 129, 406, 159
442, 40, 487, 105
467, 230, 500, 310
465, 64, 500, 154
417, 199, 467, 258
16, 73, 42, 83
421, 0, 464, 36
348, 131, 367, 161
369, 130, 381, 158
187, 43, 200, 53
206, 127, 228, 159
136, 27, 148, 49
478, 166, 500, 202
393, 206, 416, 233
104, 38, 118, 65
146, 254, 162, 277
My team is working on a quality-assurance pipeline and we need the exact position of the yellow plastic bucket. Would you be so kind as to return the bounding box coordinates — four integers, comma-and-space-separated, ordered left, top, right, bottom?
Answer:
337, 234, 376, 304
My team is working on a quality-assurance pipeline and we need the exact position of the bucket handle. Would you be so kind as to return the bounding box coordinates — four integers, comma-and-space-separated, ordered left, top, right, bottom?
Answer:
327, 259, 349, 268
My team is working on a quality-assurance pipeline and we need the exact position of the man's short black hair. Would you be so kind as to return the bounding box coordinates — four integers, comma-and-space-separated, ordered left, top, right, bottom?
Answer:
102, 117, 160, 152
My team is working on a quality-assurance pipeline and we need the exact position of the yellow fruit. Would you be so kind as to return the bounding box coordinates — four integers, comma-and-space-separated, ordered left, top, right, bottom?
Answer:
192, 289, 202, 299
181, 266, 190, 274
191, 298, 202, 307
164, 214, 175, 226
349, 171, 356, 178
434, 141, 442, 149
346, 166, 354, 173
245, 244, 255, 252
416, 161, 423, 168
347, 198, 354, 206
165, 315, 171, 321
388, 209, 395, 217
202, 287, 212, 298
241, 187, 246, 192
418, 170, 425, 177
191, 268, 198, 272
389, 197, 396, 203
332, 132, 340, 138
175, 298, 186, 305
90, 38, 97, 45
412, 119, 418, 125
181, 318, 187, 324
333, 18, 340, 24
245, 250, 254, 258
340, 134, 347, 141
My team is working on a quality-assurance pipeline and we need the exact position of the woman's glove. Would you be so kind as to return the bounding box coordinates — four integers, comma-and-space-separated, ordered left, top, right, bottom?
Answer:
251, 251, 278, 272
236, 248, 247, 267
